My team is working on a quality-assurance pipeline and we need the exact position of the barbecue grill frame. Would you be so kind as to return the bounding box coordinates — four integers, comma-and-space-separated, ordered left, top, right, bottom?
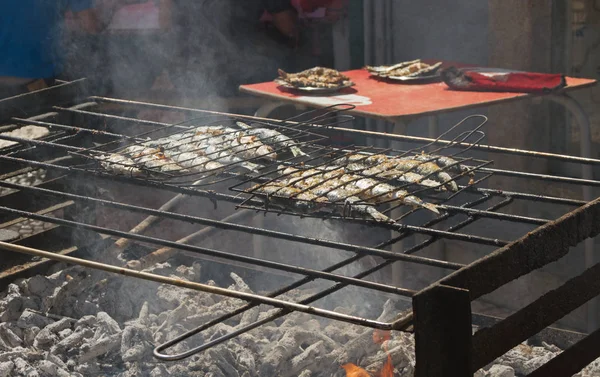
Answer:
0, 87, 599, 376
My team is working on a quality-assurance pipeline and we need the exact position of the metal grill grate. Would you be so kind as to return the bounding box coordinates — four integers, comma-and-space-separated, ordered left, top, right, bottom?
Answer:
0, 88, 599, 367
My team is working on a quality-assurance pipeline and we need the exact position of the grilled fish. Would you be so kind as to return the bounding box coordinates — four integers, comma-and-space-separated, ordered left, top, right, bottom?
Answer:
345, 162, 443, 190
402, 153, 473, 176
334, 154, 458, 192
366, 60, 442, 78
277, 67, 354, 89
97, 153, 143, 177
124, 145, 185, 174
279, 166, 439, 214
235, 121, 307, 157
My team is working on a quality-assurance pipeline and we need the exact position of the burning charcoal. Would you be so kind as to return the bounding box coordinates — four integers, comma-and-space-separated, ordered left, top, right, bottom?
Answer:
0, 337, 8, 352
21, 275, 56, 297
298, 370, 312, 377
77, 331, 122, 363
236, 306, 260, 328
36, 360, 71, 377
175, 263, 201, 281
541, 341, 561, 353
23, 327, 40, 346
12, 357, 39, 377
96, 311, 122, 335
120, 325, 154, 362
487, 364, 516, 377
0, 322, 23, 347
323, 322, 362, 344
205, 364, 227, 377
44, 352, 67, 370
290, 341, 327, 374
260, 328, 332, 376
229, 272, 253, 293
149, 365, 170, 377
0, 295, 23, 322
119, 362, 144, 377
33, 329, 59, 349
521, 352, 557, 375
0, 361, 14, 377
50, 328, 94, 355
156, 285, 194, 311
17, 310, 55, 329
58, 328, 72, 339
234, 345, 256, 372
155, 301, 192, 335
74, 362, 101, 375
168, 364, 193, 376
137, 301, 150, 326
207, 347, 242, 377
207, 323, 236, 343
75, 315, 97, 329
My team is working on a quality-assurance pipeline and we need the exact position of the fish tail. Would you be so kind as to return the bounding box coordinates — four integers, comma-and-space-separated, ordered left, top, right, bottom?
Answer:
438, 172, 458, 192
241, 162, 263, 173
403, 195, 440, 215
290, 145, 308, 157
235, 121, 251, 130
366, 206, 395, 223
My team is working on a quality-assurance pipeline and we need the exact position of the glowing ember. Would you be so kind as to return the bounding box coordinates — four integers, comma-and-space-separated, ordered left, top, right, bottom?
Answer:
343, 330, 394, 377
341, 363, 372, 377
372, 329, 391, 344
377, 353, 394, 377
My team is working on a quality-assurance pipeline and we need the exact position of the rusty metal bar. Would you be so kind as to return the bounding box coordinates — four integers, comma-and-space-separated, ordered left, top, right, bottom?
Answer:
89, 97, 600, 166
413, 284, 473, 377
439, 196, 600, 299
0, 240, 400, 330
472, 261, 600, 370
527, 327, 600, 377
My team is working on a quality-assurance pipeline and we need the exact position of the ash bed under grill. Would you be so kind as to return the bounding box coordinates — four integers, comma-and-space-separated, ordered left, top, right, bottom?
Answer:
1, 80, 600, 377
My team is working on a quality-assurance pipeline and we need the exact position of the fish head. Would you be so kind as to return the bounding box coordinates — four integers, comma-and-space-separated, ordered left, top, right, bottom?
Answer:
257, 145, 277, 161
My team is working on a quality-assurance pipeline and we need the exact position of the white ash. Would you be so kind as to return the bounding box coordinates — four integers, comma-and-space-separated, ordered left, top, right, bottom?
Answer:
0, 263, 599, 377
0, 168, 54, 238
0, 126, 49, 150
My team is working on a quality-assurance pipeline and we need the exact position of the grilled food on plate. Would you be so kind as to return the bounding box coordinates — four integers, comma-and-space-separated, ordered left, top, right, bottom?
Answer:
365, 59, 442, 79
275, 67, 355, 89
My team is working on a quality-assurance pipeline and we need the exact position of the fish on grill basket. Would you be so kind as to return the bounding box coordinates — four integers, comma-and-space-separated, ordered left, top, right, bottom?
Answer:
401, 153, 473, 176
250, 180, 393, 223
97, 153, 144, 177
284, 167, 439, 214
365, 59, 442, 78
250, 166, 440, 220
334, 154, 459, 192
235, 121, 307, 157
124, 145, 185, 174
345, 162, 444, 190
147, 129, 269, 173
276, 67, 354, 89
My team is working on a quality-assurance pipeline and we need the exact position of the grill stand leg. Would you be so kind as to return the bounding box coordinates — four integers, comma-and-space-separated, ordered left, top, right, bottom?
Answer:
413, 284, 473, 377
391, 120, 408, 286
546, 93, 596, 332
427, 115, 447, 280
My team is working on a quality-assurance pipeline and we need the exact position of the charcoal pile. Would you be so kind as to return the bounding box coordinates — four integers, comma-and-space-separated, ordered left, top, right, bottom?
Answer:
0, 261, 598, 377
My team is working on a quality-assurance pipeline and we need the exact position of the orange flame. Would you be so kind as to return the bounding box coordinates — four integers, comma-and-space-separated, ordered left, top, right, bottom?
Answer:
341, 363, 372, 377
342, 330, 394, 377
372, 329, 391, 344
377, 353, 394, 377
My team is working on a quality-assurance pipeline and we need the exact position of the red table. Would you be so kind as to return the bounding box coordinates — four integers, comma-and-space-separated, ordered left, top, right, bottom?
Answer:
239, 68, 596, 122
